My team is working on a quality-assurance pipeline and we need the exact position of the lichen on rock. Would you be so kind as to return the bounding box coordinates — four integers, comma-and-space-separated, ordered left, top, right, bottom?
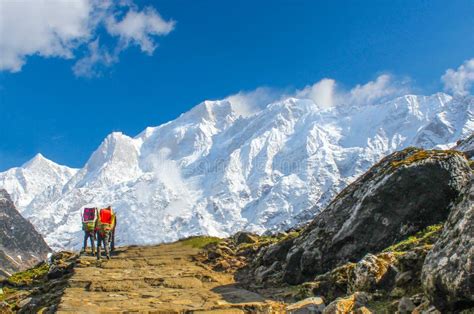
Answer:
348, 253, 397, 293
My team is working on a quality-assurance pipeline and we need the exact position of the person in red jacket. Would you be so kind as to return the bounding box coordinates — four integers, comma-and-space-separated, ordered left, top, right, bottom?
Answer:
96, 206, 116, 260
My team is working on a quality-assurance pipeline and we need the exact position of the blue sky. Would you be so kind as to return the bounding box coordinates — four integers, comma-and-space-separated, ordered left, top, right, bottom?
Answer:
1, 0, 473, 171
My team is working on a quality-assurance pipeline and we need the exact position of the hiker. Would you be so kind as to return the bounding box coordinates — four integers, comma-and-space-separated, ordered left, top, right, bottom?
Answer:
96, 206, 116, 260
81, 207, 98, 256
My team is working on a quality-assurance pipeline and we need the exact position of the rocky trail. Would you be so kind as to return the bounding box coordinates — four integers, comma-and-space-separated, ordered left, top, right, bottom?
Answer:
57, 242, 284, 313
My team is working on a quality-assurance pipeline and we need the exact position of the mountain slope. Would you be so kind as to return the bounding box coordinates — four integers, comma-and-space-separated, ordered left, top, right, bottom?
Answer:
0, 189, 51, 278
1, 93, 474, 250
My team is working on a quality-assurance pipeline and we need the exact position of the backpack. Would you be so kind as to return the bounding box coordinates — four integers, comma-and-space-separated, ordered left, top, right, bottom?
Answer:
82, 207, 97, 232
98, 207, 114, 234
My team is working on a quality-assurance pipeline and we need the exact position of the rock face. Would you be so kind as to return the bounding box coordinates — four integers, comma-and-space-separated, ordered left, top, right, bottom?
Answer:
0, 189, 51, 277
421, 178, 474, 311
244, 148, 471, 285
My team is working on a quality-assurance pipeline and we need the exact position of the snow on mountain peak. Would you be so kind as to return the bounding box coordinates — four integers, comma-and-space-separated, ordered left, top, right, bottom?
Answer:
1, 92, 473, 250
66, 132, 142, 190
22, 153, 48, 167
0, 154, 78, 210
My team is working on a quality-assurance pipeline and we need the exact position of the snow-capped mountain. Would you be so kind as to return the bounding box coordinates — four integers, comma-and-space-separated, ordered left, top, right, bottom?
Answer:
2, 93, 473, 250
0, 154, 77, 211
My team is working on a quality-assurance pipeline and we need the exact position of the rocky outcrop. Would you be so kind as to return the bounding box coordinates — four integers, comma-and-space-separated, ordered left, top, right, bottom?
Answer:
286, 297, 325, 313
193, 219, 454, 311
421, 178, 474, 311
0, 189, 51, 278
291, 224, 443, 307
0, 251, 78, 313
242, 148, 471, 285
322, 292, 371, 314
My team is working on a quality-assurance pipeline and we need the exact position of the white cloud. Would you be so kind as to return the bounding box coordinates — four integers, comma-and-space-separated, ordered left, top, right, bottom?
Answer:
106, 7, 175, 54
72, 39, 117, 78
296, 74, 410, 108
296, 78, 337, 108
347, 74, 410, 106
224, 75, 410, 115
0, 0, 92, 72
225, 87, 284, 117
441, 58, 474, 96
0, 0, 175, 77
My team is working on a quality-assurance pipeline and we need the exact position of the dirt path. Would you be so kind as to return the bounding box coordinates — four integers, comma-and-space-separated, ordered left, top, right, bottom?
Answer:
57, 242, 285, 313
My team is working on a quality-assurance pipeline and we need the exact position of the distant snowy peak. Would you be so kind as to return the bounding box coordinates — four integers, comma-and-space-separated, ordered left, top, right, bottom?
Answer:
0, 154, 78, 210
23, 153, 70, 172
64, 132, 142, 190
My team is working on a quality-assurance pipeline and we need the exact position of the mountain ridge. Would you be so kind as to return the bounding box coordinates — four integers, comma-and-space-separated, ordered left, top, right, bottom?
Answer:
1, 92, 473, 250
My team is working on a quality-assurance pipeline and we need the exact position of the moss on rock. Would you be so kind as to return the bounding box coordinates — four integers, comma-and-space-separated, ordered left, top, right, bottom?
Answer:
383, 224, 443, 253
6, 262, 49, 286
389, 148, 465, 170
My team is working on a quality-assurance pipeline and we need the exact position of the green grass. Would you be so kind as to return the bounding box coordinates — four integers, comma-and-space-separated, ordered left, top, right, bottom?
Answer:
0, 262, 50, 310
179, 236, 222, 249
0, 286, 19, 302
383, 224, 443, 253
7, 262, 50, 286
254, 230, 301, 245
235, 230, 302, 252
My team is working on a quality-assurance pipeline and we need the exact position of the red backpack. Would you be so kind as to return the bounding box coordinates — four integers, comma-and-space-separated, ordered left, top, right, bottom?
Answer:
99, 208, 113, 224
97, 207, 114, 234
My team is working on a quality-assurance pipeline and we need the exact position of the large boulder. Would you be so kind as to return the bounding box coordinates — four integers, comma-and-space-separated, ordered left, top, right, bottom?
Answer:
322, 292, 371, 314
242, 148, 471, 285
421, 178, 474, 311
348, 253, 397, 293
233, 232, 258, 245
